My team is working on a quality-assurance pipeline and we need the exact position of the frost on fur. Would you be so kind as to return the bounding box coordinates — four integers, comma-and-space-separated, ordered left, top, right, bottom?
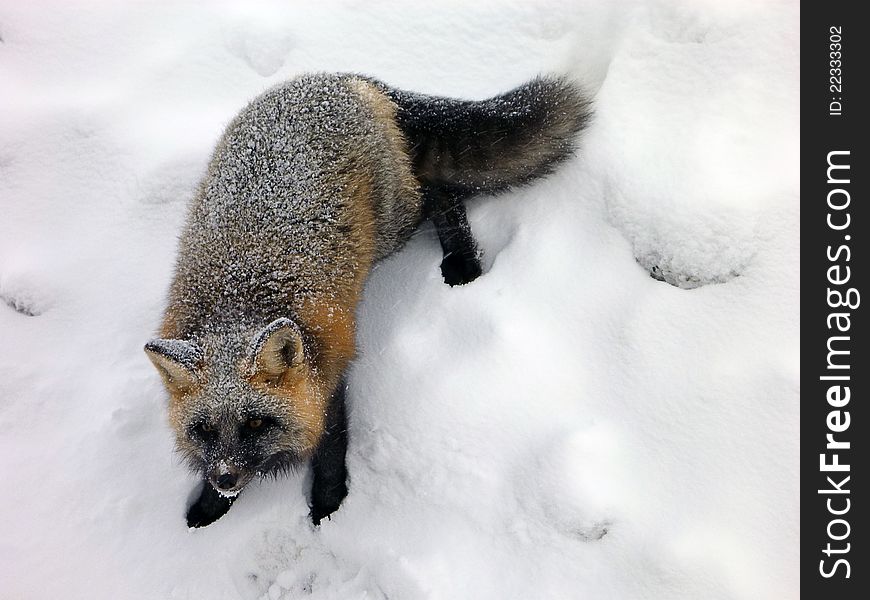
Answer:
144, 339, 202, 393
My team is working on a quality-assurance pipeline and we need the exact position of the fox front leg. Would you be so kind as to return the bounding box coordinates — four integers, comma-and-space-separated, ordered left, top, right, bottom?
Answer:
310, 380, 349, 526
423, 186, 483, 286
186, 480, 236, 528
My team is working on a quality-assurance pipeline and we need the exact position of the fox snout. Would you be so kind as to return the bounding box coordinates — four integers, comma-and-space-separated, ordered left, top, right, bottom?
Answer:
207, 461, 251, 496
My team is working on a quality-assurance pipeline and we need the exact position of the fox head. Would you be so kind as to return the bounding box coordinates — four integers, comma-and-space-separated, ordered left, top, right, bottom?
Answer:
144, 318, 328, 496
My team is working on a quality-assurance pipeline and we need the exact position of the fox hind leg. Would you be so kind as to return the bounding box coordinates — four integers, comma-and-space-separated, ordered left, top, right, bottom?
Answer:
423, 186, 482, 286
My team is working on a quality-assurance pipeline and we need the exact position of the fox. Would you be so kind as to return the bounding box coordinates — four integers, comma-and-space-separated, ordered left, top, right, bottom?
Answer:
144, 72, 591, 528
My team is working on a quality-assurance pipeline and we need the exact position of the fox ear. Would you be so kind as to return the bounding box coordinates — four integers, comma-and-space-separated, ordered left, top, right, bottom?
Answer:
144, 339, 202, 394
249, 317, 305, 378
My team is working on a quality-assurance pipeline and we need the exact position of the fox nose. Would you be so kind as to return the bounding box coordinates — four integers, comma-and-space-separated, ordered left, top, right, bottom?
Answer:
216, 473, 237, 490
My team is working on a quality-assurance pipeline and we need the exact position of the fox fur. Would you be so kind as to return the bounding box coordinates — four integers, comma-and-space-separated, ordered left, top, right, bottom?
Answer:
145, 72, 591, 528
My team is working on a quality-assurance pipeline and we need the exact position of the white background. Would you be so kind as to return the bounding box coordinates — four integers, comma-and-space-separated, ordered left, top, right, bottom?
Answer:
0, 1, 799, 598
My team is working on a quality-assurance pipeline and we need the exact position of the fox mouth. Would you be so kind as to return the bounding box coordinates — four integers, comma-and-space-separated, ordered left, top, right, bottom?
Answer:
212, 483, 243, 498
207, 460, 255, 496
208, 472, 254, 497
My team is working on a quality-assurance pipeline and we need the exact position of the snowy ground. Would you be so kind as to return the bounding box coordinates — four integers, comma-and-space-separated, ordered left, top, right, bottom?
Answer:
0, 1, 799, 599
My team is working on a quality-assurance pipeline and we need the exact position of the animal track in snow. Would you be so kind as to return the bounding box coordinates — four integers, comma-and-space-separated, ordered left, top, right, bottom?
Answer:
515, 425, 624, 545
638, 246, 746, 290
642, 256, 740, 290
565, 519, 611, 542
0, 266, 57, 316
0, 277, 48, 316
241, 527, 400, 600
2, 292, 39, 316
224, 23, 295, 78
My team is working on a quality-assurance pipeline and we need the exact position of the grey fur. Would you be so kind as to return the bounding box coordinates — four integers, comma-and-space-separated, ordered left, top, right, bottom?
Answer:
165, 73, 420, 345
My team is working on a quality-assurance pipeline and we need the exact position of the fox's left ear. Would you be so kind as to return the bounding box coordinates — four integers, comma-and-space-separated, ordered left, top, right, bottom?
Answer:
144, 339, 203, 394
248, 317, 306, 379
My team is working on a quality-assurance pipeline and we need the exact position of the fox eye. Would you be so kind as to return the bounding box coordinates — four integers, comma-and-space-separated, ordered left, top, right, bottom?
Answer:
241, 417, 275, 437
190, 421, 217, 441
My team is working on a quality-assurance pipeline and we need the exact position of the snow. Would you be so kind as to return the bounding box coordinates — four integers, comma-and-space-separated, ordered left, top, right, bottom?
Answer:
0, 1, 798, 599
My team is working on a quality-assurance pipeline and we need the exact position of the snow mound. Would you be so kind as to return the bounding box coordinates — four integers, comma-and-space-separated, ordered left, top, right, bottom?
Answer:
581, 0, 799, 288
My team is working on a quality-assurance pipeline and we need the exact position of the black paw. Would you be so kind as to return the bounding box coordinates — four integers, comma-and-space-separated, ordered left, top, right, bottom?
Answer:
186, 484, 235, 528
309, 504, 337, 527
187, 501, 225, 528
310, 496, 345, 526
310, 482, 347, 526
440, 252, 482, 286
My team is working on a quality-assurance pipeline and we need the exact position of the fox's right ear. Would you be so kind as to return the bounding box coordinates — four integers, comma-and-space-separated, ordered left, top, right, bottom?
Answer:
144, 339, 202, 394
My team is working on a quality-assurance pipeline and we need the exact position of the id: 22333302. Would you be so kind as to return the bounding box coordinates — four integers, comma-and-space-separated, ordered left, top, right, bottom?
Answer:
829, 26, 843, 116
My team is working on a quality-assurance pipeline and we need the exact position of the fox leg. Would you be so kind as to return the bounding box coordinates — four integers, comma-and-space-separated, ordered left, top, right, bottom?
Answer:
186, 480, 236, 528
310, 379, 349, 526
423, 186, 483, 286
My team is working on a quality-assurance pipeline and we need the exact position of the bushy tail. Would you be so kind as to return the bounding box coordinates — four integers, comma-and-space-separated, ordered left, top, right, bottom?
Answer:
381, 76, 592, 194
